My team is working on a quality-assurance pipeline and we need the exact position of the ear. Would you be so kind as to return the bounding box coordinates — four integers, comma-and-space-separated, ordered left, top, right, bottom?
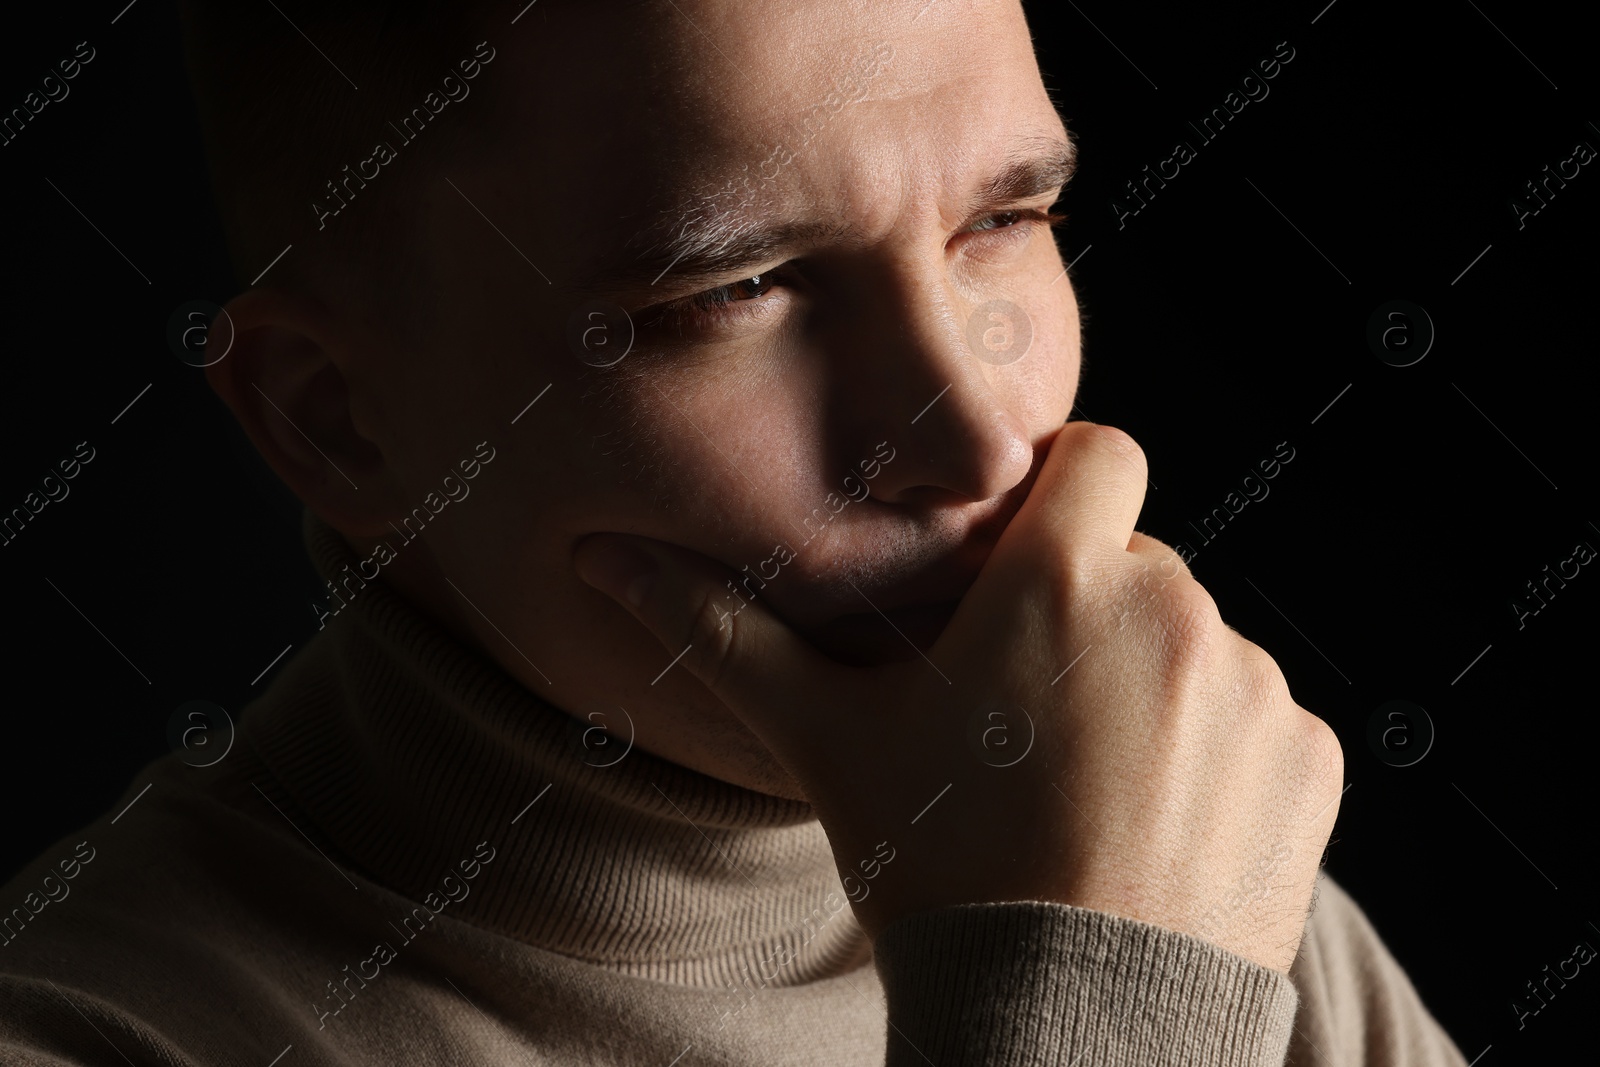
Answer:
206, 287, 405, 539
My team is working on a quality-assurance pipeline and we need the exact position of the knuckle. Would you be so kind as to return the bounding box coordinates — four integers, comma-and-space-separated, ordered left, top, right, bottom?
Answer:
1286, 710, 1350, 819
1156, 579, 1222, 656
1091, 423, 1148, 475
1046, 543, 1103, 610
1127, 532, 1193, 582
1233, 638, 1290, 708
1144, 582, 1224, 699
1219, 667, 1277, 733
1294, 710, 1345, 802
686, 587, 739, 691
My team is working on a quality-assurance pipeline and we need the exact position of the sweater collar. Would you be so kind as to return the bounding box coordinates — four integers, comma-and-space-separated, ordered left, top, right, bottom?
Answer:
237, 510, 869, 987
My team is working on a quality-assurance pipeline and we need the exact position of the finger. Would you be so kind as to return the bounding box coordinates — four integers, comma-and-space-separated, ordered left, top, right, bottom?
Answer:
572, 532, 855, 752
1024, 420, 1151, 561
1124, 533, 1275, 666
1126, 531, 1195, 584
928, 422, 1150, 665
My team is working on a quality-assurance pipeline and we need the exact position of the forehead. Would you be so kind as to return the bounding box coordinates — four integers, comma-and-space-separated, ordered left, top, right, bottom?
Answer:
482, 0, 1063, 283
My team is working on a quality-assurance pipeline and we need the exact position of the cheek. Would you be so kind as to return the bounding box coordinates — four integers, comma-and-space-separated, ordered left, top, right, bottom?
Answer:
1053, 288, 1083, 388
511, 358, 825, 558
1003, 281, 1081, 434
644, 367, 823, 533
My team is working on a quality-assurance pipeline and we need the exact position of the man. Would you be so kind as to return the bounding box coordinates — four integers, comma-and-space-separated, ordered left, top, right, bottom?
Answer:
0, 1, 1465, 1063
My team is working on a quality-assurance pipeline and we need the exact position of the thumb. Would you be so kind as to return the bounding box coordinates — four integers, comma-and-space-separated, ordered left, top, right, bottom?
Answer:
572, 532, 852, 748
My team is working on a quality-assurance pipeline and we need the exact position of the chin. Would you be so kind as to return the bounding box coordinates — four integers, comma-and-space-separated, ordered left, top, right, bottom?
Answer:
797, 601, 958, 667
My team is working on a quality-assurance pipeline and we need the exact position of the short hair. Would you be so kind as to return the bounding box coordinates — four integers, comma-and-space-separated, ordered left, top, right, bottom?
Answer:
176, 0, 494, 302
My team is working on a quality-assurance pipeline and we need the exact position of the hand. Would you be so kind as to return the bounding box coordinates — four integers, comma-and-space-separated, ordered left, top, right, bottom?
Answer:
572, 421, 1344, 973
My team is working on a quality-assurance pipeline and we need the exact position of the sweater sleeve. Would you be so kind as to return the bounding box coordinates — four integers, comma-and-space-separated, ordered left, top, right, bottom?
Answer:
1284, 875, 1466, 1067
871, 872, 1466, 1066
872, 898, 1299, 1066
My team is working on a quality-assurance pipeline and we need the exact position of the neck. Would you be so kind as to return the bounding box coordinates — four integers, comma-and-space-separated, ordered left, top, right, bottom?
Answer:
231, 510, 869, 986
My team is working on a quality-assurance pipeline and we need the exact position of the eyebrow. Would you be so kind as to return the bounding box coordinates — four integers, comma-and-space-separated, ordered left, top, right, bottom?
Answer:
964, 135, 1077, 219
576, 135, 1077, 296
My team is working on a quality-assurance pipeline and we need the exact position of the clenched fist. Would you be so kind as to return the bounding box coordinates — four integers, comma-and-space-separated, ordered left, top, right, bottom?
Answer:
575, 420, 1344, 973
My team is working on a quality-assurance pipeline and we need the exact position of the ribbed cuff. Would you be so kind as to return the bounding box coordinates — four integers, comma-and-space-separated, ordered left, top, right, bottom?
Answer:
873, 901, 1299, 1066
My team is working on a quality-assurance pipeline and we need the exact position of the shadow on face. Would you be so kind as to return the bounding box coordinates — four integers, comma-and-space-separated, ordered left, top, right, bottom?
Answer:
215, 0, 1084, 797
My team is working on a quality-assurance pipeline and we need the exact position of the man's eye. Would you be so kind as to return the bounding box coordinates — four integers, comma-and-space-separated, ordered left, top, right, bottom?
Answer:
689, 273, 774, 312
967, 207, 1068, 233
640, 273, 783, 337
637, 210, 1066, 339
970, 211, 1025, 232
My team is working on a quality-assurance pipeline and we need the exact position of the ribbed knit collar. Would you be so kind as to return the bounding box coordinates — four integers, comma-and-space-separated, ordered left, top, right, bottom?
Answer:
235, 510, 870, 989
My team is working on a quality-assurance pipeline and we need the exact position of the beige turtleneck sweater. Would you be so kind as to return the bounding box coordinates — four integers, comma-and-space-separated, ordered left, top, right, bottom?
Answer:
0, 513, 1465, 1065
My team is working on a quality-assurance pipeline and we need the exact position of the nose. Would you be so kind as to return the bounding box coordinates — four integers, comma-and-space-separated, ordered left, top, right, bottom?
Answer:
829, 273, 1034, 506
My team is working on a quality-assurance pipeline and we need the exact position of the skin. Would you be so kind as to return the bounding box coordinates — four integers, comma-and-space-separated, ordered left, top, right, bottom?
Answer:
209, 0, 1343, 971
212, 0, 1078, 801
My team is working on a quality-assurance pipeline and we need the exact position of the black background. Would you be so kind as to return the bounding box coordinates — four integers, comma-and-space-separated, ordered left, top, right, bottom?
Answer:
1, 0, 1595, 1060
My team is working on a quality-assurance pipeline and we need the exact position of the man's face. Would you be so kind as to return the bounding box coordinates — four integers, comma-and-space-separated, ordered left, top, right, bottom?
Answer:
340, 0, 1080, 797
